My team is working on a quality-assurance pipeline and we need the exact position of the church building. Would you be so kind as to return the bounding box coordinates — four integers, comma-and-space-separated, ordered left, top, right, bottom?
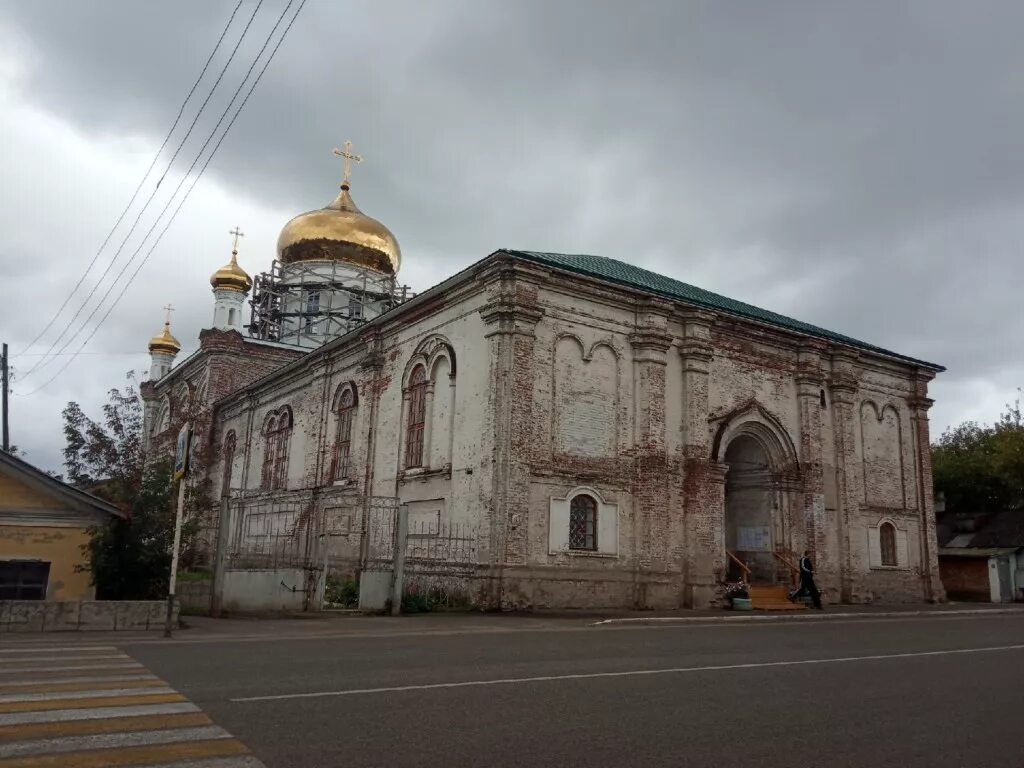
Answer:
141, 147, 945, 610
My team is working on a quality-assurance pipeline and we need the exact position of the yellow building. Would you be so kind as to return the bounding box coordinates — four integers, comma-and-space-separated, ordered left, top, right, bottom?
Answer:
0, 451, 124, 601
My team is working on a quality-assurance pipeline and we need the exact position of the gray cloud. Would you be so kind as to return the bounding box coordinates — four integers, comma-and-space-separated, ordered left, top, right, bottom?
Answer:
1, 0, 1022, 469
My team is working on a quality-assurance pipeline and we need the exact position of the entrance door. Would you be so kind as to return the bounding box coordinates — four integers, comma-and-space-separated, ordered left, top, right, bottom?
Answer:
996, 556, 1012, 603
724, 435, 778, 583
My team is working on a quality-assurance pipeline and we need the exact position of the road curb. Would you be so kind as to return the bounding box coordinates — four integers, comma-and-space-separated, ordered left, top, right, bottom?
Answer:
591, 608, 1024, 626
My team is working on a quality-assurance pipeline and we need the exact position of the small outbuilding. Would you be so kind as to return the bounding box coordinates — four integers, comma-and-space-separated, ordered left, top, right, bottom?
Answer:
937, 509, 1024, 603
0, 451, 124, 601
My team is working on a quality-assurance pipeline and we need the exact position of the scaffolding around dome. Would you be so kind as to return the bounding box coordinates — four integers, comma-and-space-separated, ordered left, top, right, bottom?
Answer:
247, 258, 414, 347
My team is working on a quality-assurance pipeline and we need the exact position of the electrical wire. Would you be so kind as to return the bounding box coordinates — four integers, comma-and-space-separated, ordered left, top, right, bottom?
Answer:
20, 0, 307, 396
21, 0, 263, 379
20, 0, 244, 358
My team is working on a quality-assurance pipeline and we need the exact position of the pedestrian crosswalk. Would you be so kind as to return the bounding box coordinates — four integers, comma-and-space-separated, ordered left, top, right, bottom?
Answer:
0, 643, 264, 767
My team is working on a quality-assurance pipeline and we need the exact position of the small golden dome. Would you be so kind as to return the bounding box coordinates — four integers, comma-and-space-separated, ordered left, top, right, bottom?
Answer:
276, 184, 401, 275
210, 249, 252, 293
148, 321, 181, 356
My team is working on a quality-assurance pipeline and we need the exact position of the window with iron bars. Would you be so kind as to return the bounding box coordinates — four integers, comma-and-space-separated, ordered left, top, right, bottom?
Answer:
332, 388, 356, 480
569, 494, 597, 551
880, 521, 897, 566
405, 366, 427, 468
261, 410, 292, 491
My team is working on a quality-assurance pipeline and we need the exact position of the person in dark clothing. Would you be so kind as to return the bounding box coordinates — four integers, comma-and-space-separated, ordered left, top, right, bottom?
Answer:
790, 550, 823, 609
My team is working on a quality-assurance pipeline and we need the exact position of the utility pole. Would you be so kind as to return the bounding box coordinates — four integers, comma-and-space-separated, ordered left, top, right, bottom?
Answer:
166, 422, 191, 637
165, 477, 186, 637
1, 343, 9, 452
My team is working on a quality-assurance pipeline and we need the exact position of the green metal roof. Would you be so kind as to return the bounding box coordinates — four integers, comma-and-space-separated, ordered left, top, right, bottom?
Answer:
500, 249, 943, 371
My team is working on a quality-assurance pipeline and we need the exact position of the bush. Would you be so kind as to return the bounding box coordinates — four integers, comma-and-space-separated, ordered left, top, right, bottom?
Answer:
401, 583, 473, 613
324, 575, 359, 608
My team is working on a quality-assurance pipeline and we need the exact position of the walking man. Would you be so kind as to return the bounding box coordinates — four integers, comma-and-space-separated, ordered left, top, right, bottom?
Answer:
791, 550, 823, 609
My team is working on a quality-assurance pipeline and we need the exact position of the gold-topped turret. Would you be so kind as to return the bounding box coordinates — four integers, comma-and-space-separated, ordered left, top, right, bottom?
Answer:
148, 305, 181, 356
210, 227, 253, 293
275, 142, 401, 275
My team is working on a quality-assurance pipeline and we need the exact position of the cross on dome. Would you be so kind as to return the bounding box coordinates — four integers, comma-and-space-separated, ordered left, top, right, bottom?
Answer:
229, 226, 244, 254
332, 140, 362, 188
149, 303, 181, 357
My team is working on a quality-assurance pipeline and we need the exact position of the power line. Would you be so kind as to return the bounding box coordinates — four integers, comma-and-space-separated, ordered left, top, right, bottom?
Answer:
21, 0, 307, 396
20, 0, 244, 358
11, 351, 152, 358
29, 0, 289, 377
21, 0, 263, 379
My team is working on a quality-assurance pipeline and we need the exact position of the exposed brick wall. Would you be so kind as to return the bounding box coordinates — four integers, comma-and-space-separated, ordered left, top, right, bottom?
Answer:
154, 253, 943, 610
939, 556, 990, 601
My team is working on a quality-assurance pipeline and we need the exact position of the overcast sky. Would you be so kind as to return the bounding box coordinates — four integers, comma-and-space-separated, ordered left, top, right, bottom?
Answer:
1, 0, 1022, 473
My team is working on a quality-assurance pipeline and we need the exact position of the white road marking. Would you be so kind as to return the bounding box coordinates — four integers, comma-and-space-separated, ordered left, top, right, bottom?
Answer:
0, 646, 117, 654
0, 673, 159, 687
0, 662, 143, 675
0, 654, 128, 664
0, 701, 199, 726
0, 724, 231, 758
231, 643, 1024, 702
0, 686, 173, 703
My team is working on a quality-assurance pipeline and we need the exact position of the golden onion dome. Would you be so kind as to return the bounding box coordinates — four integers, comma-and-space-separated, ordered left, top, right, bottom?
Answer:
148, 321, 181, 356
210, 249, 252, 293
276, 183, 401, 275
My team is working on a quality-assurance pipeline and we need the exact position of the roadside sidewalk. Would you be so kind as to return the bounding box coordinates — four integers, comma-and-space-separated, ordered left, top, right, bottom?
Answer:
590, 603, 1024, 625
1, 602, 1020, 646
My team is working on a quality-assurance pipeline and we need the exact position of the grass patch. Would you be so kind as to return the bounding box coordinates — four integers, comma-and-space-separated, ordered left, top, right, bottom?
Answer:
177, 569, 213, 583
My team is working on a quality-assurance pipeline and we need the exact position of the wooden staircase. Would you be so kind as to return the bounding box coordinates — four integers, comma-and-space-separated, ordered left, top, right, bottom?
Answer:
748, 584, 805, 611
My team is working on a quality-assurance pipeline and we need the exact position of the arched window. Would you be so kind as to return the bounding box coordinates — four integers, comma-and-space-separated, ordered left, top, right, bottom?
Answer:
152, 400, 170, 435
222, 430, 237, 494
405, 365, 428, 468
880, 521, 897, 567
331, 386, 357, 480
261, 409, 292, 491
261, 415, 278, 489
569, 494, 597, 551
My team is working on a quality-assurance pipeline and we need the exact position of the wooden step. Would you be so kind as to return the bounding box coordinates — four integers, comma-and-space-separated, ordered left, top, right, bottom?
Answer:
748, 585, 805, 611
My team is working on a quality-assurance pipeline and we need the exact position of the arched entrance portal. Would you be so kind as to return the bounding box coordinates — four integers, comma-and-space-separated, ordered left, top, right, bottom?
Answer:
724, 434, 784, 583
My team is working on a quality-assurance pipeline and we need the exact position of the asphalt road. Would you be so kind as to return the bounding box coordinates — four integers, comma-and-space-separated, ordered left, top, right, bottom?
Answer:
124, 613, 1024, 768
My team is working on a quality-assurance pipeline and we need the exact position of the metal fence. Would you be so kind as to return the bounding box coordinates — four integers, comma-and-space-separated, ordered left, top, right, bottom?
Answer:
224, 489, 398, 570
221, 488, 481, 610
402, 518, 479, 609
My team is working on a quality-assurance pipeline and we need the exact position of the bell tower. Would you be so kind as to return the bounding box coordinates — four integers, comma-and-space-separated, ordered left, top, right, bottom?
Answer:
209, 227, 252, 332
147, 305, 181, 380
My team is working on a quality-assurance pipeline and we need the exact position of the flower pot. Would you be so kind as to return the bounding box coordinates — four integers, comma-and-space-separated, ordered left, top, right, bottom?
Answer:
732, 597, 753, 611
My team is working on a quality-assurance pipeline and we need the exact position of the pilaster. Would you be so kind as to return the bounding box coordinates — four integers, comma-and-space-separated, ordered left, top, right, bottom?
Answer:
678, 310, 715, 457
677, 309, 721, 607
683, 460, 727, 608
628, 301, 673, 605
909, 372, 945, 602
828, 350, 860, 602
795, 343, 827, 567
478, 261, 546, 608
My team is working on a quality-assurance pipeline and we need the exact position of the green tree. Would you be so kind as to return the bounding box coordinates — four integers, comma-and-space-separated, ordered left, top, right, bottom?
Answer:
63, 373, 197, 599
84, 458, 175, 599
932, 395, 1024, 514
62, 374, 142, 500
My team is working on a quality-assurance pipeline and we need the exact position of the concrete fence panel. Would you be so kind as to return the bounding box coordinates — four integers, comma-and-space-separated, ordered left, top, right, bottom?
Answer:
0, 600, 178, 632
